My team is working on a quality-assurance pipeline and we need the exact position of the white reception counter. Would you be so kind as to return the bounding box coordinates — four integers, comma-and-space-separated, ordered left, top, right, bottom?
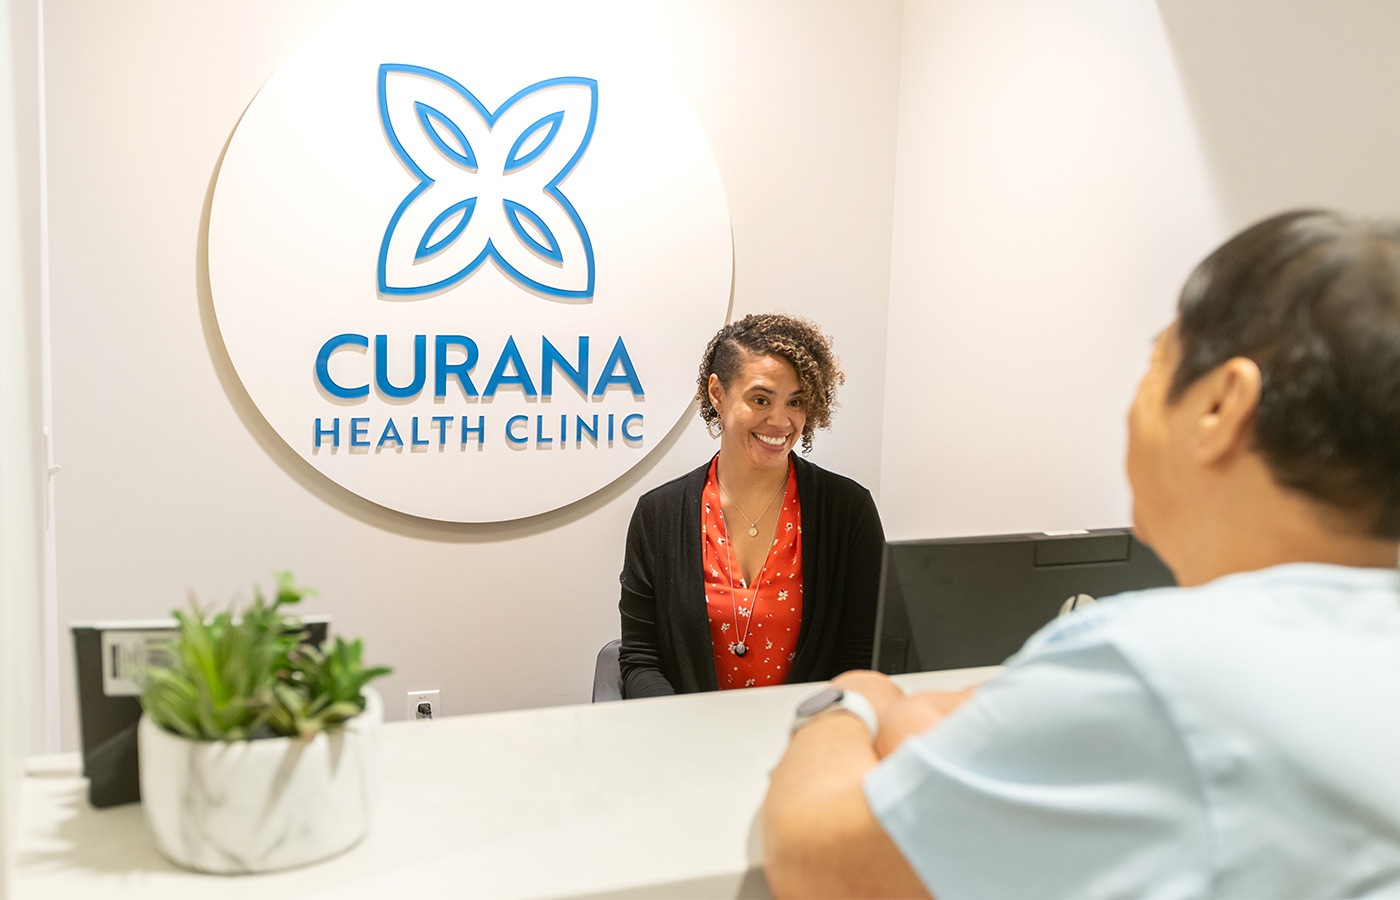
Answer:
14, 667, 1000, 900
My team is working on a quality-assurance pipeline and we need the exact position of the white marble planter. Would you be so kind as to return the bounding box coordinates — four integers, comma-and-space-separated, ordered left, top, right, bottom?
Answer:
138, 687, 382, 874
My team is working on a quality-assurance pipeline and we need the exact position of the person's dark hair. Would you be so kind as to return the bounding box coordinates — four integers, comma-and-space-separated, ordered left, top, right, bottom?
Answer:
1170, 209, 1400, 538
696, 313, 845, 453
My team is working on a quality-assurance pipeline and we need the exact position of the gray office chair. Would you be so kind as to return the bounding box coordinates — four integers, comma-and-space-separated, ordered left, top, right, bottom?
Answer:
592, 639, 623, 702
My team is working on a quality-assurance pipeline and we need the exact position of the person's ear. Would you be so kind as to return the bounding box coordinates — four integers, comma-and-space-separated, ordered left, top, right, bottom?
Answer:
1191, 357, 1261, 465
708, 373, 725, 415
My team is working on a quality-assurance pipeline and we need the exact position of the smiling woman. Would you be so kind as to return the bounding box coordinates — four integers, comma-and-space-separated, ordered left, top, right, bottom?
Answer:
617, 314, 886, 698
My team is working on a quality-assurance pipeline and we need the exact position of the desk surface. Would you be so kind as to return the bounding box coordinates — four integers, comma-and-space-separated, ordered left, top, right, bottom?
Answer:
14, 667, 1000, 900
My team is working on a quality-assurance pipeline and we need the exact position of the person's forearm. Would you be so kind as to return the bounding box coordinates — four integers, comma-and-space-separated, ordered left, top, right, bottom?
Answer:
620, 666, 675, 698
764, 715, 930, 899
619, 578, 672, 698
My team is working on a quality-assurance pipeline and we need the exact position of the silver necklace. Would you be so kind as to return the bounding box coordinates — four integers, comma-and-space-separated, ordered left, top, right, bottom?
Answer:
718, 469, 788, 538
719, 498, 783, 658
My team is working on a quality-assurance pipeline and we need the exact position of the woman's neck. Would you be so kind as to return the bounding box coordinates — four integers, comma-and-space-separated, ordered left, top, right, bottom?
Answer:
715, 449, 789, 500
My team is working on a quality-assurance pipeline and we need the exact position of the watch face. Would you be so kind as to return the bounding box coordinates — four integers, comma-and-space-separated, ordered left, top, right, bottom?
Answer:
795, 686, 844, 718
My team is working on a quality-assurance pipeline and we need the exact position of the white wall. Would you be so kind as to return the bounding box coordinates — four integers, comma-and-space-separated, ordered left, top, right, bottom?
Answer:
42, 0, 903, 749
879, 0, 1400, 540
39, 0, 1400, 756
880, 0, 1223, 539
1156, 0, 1400, 223
0, 0, 43, 887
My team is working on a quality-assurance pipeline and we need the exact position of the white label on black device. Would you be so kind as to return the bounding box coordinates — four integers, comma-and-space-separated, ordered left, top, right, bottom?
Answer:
99, 630, 175, 697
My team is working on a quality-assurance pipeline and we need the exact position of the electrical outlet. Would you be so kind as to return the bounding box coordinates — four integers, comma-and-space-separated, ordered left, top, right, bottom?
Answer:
406, 689, 440, 721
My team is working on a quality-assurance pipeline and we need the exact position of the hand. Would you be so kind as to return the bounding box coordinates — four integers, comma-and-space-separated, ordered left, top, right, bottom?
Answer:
830, 669, 905, 722
873, 688, 977, 759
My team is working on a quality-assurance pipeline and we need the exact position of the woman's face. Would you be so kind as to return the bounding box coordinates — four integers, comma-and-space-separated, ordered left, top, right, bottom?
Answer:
709, 352, 806, 473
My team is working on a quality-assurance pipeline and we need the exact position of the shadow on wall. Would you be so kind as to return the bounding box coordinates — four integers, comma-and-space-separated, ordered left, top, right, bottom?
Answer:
1156, 0, 1400, 222
193, 115, 737, 543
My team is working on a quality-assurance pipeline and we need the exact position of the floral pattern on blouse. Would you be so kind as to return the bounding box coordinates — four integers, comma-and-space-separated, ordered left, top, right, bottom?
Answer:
702, 455, 802, 690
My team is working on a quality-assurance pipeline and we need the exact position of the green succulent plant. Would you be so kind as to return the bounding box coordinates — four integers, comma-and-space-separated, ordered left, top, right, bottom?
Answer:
140, 571, 391, 741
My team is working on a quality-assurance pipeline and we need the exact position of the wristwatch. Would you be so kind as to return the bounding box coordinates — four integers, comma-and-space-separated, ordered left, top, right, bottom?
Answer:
791, 685, 878, 741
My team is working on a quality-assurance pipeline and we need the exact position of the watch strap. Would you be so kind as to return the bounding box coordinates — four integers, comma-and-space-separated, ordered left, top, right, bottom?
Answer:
791, 686, 879, 741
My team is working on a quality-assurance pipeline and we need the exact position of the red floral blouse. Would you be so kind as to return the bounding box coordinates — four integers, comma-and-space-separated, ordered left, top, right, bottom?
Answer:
702, 455, 803, 689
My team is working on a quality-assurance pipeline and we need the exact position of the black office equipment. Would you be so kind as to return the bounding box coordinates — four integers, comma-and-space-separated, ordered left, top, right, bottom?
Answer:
71, 615, 330, 808
873, 528, 1174, 675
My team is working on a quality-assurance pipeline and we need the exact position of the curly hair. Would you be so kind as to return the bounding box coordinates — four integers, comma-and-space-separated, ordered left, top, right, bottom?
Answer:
695, 313, 845, 453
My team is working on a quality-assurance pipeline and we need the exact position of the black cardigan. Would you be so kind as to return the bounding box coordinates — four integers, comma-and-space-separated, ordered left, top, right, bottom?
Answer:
618, 454, 885, 698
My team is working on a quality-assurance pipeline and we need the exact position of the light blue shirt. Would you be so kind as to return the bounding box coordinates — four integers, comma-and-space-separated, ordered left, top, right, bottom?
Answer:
865, 563, 1400, 898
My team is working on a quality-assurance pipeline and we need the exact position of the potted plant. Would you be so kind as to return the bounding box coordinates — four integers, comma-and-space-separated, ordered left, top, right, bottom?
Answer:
137, 572, 391, 874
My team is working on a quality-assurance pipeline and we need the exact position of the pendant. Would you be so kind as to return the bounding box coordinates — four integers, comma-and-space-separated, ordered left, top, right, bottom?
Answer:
748, 526, 758, 537
734, 642, 748, 658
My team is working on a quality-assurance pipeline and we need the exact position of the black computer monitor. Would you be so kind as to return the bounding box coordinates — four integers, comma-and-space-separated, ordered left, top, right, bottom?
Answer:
874, 528, 1174, 674
71, 615, 331, 808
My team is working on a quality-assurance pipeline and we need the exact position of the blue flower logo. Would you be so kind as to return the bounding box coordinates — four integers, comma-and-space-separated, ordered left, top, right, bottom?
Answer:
377, 65, 598, 300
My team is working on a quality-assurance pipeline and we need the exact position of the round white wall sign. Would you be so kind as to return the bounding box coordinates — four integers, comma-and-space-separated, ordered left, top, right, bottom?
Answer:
209, 1, 732, 521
